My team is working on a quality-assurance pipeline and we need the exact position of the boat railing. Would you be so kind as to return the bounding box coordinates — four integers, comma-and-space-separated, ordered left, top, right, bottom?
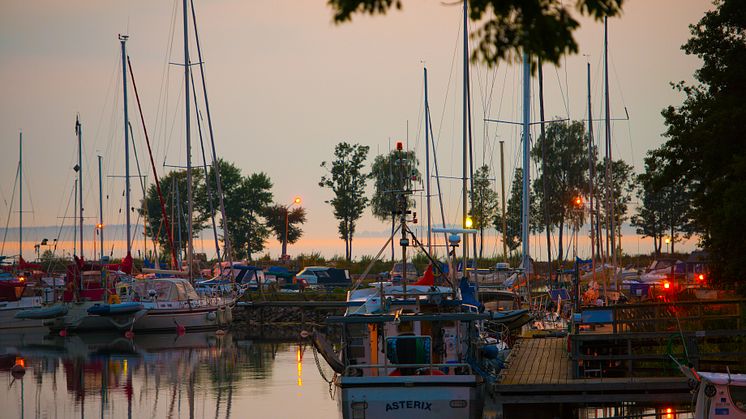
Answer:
343, 362, 473, 377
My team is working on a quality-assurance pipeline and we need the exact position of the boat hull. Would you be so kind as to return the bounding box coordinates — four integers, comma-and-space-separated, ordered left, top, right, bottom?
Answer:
337, 375, 483, 419
46, 302, 143, 332
0, 297, 46, 330
131, 305, 231, 333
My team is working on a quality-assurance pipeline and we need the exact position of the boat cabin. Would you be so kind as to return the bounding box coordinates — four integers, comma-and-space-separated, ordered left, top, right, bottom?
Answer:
328, 285, 486, 377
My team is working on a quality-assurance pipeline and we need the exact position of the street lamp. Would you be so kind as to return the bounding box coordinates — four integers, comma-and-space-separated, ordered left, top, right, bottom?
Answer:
282, 197, 302, 261
665, 237, 671, 254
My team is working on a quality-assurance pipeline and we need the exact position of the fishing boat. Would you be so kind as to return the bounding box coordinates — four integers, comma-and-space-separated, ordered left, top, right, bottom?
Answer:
327, 283, 491, 418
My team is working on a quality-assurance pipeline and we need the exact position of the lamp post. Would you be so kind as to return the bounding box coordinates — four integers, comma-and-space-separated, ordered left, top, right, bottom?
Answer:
665, 237, 671, 254
282, 197, 302, 261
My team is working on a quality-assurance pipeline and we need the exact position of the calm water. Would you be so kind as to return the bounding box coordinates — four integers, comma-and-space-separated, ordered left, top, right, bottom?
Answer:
0, 330, 693, 419
0, 330, 338, 419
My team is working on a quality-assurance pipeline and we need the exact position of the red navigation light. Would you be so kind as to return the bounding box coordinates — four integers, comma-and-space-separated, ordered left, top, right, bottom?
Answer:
663, 281, 671, 290
396, 141, 403, 151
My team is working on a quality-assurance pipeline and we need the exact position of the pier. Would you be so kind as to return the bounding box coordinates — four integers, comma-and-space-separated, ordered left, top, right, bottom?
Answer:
493, 337, 690, 405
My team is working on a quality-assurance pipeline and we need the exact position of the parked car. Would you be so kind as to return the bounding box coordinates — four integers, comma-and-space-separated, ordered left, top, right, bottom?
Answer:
294, 266, 351, 287
389, 262, 418, 283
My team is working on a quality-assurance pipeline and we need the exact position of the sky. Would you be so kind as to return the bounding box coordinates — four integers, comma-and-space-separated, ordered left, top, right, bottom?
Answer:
0, 0, 714, 261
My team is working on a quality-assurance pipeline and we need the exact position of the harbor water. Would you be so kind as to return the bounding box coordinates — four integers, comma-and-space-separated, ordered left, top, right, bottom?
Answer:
0, 330, 694, 418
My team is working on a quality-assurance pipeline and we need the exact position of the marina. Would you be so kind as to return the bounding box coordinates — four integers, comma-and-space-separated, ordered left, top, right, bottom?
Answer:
3, 0, 746, 418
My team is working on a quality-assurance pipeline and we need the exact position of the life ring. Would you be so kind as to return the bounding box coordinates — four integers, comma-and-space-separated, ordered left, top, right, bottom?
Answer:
108, 294, 121, 305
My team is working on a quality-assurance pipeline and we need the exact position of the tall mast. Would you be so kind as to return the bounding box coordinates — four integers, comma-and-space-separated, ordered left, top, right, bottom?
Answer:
183, 0, 194, 280
538, 61, 551, 282
586, 62, 596, 283
604, 17, 616, 272
461, 0, 468, 277
424, 66, 432, 254
521, 52, 531, 293
18, 132, 22, 259
76, 116, 83, 259
98, 155, 104, 264
120, 35, 132, 258
73, 179, 77, 257
189, 0, 232, 265
499, 140, 507, 259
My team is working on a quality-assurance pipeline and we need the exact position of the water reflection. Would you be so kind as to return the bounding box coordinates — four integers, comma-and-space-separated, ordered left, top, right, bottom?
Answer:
0, 331, 338, 419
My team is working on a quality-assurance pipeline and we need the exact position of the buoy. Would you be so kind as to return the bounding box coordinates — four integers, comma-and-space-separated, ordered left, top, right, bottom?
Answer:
215, 329, 226, 336
124, 330, 135, 339
299, 330, 310, 339
11, 364, 25, 379
59, 329, 67, 337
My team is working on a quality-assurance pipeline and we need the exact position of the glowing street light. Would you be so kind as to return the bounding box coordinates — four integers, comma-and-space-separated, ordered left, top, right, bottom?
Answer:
283, 197, 302, 261
464, 216, 474, 229
665, 237, 671, 254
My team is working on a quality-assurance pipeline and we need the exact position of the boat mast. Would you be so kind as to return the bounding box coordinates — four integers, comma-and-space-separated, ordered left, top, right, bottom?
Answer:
538, 61, 551, 283
98, 155, 104, 265
604, 17, 616, 275
499, 140, 507, 260
424, 66, 432, 254
120, 35, 132, 259
18, 131, 22, 259
76, 116, 83, 260
189, 0, 232, 266
183, 0, 194, 281
461, 0, 469, 278
586, 62, 596, 284
521, 52, 531, 297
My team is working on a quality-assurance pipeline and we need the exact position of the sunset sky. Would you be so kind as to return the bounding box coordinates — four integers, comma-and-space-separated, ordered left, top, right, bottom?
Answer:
0, 0, 713, 260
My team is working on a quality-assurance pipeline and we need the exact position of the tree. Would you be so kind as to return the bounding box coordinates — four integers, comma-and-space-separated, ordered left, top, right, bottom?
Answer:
531, 120, 589, 263
494, 168, 540, 253
320, 142, 370, 261
370, 149, 420, 260
264, 204, 308, 257
141, 169, 206, 263
235, 173, 273, 261
594, 158, 635, 258
195, 160, 273, 261
327, 0, 623, 68
657, 0, 746, 288
631, 150, 693, 256
470, 165, 498, 258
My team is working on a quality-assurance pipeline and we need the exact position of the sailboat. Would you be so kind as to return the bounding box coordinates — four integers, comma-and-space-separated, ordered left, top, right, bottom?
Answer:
113, 0, 234, 333
1, 133, 56, 330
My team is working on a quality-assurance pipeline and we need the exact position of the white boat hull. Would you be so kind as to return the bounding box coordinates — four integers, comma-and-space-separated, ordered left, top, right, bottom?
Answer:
132, 305, 232, 333
337, 375, 483, 419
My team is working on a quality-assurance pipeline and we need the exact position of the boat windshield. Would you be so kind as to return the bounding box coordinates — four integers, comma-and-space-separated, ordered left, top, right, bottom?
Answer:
132, 279, 200, 301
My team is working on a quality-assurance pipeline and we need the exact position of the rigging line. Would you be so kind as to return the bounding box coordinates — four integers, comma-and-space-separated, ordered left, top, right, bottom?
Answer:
188, 64, 221, 260
128, 55, 178, 267
610, 58, 635, 167
0, 163, 19, 255
93, 51, 120, 162
190, 0, 233, 266
154, 0, 181, 163
164, 83, 185, 166
435, 10, 462, 146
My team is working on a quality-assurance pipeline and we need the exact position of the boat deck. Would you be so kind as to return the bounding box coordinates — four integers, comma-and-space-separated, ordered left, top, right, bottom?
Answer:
493, 337, 691, 405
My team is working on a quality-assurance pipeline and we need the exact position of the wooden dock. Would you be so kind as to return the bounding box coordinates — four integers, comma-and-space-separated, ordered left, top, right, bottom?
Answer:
493, 337, 691, 405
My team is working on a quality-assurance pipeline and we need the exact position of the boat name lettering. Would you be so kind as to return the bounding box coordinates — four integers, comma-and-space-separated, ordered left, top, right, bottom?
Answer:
385, 401, 432, 412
